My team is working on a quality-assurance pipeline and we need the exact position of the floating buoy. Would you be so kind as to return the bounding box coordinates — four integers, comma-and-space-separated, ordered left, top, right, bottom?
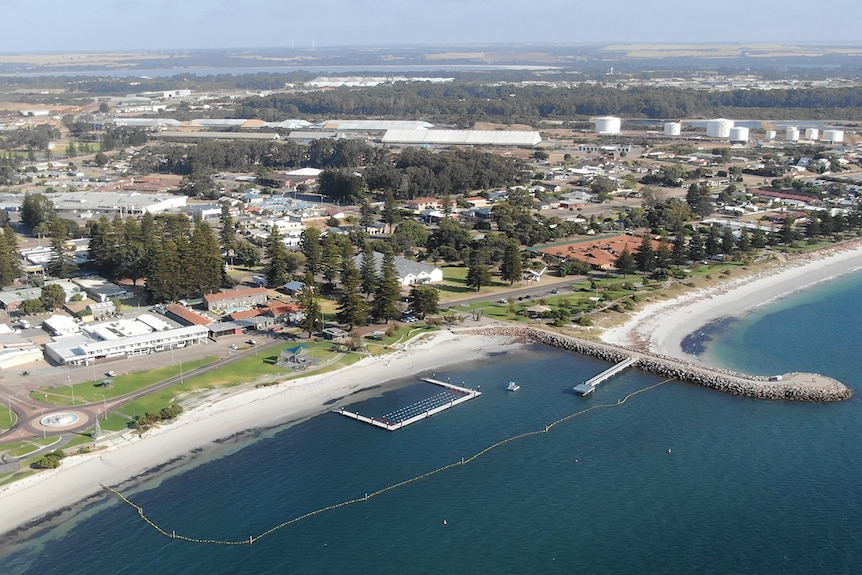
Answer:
443, 519, 448, 526
574, 459, 579, 463
668, 448, 672, 453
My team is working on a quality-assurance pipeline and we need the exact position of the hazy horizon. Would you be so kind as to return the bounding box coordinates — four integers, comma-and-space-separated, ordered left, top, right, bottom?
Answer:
3, 0, 862, 53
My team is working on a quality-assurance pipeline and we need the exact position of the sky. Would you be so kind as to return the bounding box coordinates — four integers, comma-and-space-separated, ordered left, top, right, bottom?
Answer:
2, 0, 862, 53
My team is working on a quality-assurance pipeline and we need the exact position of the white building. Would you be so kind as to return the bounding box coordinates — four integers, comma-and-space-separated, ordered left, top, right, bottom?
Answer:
45, 324, 210, 366
353, 252, 443, 286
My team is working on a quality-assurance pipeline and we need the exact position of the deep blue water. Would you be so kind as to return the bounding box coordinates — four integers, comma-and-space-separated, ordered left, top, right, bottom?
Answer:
3, 271, 862, 574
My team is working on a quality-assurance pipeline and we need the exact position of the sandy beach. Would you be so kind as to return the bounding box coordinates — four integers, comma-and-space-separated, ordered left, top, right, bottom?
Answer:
601, 240, 862, 360
0, 329, 520, 539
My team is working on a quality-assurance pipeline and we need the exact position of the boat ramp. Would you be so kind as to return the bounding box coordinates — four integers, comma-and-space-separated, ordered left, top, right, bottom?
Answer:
574, 356, 638, 396
336, 378, 481, 431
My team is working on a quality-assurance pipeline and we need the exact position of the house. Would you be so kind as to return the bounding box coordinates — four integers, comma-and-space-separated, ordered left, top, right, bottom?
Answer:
352, 252, 443, 286
406, 197, 442, 212
165, 303, 214, 327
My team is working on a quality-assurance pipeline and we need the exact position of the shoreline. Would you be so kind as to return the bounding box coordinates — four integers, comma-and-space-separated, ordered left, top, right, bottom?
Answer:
4, 240, 861, 542
600, 240, 862, 362
0, 329, 521, 540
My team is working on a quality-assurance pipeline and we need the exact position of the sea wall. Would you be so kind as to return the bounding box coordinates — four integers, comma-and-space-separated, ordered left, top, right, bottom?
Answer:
462, 326, 853, 402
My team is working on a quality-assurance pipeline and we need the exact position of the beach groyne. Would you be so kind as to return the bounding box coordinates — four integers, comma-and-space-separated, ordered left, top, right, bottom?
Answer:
464, 326, 852, 402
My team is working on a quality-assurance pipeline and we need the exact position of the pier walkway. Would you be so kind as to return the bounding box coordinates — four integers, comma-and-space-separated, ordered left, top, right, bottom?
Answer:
336, 378, 481, 431
574, 356, 638, 396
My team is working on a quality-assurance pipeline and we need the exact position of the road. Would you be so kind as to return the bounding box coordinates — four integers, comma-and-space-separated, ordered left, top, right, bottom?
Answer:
0, 334, 287, 447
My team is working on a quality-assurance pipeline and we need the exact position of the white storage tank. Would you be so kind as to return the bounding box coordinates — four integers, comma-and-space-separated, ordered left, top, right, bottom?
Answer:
706, 118, 733, 138
664, 121, 682, 136
786, 127, 800, 141
765, 130, 777, 140
594, 116, 622, 135
804, 127, 819, 140
729, 126, 750, 143
821, 129, 844, 143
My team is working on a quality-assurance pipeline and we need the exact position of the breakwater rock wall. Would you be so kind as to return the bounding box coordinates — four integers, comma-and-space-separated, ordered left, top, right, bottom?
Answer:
462, 326, 853, 402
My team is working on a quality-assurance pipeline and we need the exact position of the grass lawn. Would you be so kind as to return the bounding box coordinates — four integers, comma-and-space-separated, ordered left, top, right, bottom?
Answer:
0, 406, 16, 432
437, 265, 508, 297
31, 356, 221, 406
7, 436, 61, 457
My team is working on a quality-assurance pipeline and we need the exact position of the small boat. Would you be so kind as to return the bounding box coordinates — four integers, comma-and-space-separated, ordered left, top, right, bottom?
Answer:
507, 380, 520, 392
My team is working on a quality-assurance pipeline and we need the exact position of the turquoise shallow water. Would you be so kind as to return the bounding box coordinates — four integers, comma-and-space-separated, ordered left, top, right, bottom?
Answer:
3, 271, 862, 574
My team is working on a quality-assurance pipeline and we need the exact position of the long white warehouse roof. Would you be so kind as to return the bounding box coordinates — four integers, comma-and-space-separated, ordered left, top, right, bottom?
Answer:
381, 129, 541, 146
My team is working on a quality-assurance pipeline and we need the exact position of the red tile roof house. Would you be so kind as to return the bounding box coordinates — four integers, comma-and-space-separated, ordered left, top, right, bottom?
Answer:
203, 287, 268, 312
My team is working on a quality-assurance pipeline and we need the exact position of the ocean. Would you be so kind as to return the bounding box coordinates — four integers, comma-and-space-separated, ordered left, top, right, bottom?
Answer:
3, 271, 862, 574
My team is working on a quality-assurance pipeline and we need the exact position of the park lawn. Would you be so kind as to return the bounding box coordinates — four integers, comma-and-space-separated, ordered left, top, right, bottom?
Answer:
94, 412, 134, 433
0, 407, 16, 431
31, 356, 221, 406
437, 265, 509, 297
9, 436, 61, 457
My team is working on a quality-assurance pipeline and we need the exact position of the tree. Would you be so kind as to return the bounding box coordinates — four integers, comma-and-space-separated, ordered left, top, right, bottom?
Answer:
297, 273, 322, 337
0, 227, 21, 287
234, 240, 261, 267
40, 283, 67, 311
686, 183, 713, 218
47, 236, 74, 278
187, 221, 224, 296
372, 248, 401, 323
266, 227, 293, 287
392, 220, 430, 255
299, 227, 322, 276
687, 231, 706, 262
335, 255, 369, 328
19, 298, 45, 315
499, 240, 523, 285
635, 235, 656, 273
359, 244, 378, 297
21, 193, 55, 229
218, 202, 237, 258
381, 190, 400, 231
466, 249, 492, 292
409, 285, 439, 318
614, 247, 637, 276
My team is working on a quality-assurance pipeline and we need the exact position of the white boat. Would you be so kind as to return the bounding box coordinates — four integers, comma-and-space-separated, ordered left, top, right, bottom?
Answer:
507, 380, 520, 392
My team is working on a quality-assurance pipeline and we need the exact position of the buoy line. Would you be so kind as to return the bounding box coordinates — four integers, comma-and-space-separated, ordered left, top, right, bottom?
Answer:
103, 378, 673, 545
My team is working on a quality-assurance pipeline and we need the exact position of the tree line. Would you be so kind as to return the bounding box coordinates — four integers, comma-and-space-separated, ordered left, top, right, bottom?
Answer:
235, 84, 862, 124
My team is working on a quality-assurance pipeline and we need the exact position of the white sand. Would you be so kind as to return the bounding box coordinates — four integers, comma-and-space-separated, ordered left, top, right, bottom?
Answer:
0, 329, 518, 537
602, 241, 862, 360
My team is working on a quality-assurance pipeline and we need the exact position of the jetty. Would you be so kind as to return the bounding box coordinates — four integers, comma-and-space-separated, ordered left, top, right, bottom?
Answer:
574, 356, 638, 396
463, 326, 852, 402
336, 378, 481, 431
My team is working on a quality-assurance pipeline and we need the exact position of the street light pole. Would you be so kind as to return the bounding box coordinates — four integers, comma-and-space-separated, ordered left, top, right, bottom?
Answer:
97, 393, 107, 421
40, 408, 45, 439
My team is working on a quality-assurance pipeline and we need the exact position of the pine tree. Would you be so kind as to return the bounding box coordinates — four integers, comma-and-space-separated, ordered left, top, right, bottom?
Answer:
615, 247, 637, 276
188, 221, 224, 296
336, 255, 369, 328
372, 248, 401, 323
359, 243, 378, 297
297, 273, 322, 337
218, 202, 237, 261
499, 240, 523, 285
299, 227, 322, 276
466, 249, 492, 292
266, 228, 292, 287
0, 227, 21, 286
635, 235, 655, 273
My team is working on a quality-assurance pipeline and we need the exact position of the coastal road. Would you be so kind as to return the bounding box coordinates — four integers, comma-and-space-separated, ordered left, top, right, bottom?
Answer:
0, 334, 289, 446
